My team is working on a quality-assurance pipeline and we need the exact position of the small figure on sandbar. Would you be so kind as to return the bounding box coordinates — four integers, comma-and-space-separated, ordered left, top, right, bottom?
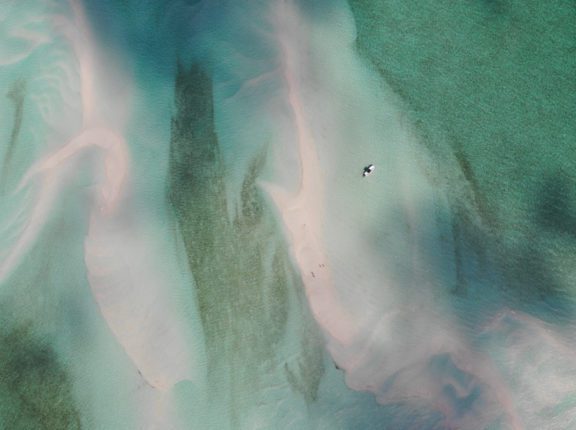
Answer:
362, 164, 375, 177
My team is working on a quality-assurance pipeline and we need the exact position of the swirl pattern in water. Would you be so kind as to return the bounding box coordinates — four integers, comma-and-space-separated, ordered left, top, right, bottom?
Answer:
0, 0, 574, 429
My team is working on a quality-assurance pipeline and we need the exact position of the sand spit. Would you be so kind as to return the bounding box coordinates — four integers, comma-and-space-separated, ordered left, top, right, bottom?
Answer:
265, 1, 359, 347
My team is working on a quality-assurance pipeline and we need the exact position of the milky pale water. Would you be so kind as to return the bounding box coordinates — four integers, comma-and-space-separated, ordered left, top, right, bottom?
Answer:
0, 0, 574, 429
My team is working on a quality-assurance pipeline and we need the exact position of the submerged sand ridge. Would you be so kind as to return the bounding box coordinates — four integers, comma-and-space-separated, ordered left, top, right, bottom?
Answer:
0, 1, 199, 427
267, 0, 360, 347
62, 0, 197, 397
266, 1, 527, 428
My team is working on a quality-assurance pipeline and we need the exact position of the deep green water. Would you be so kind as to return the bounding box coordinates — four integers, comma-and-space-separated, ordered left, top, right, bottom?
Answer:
348, 0, 576, 316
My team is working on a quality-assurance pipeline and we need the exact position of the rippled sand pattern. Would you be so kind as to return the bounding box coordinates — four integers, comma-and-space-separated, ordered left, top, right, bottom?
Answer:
0, 0, 574, 429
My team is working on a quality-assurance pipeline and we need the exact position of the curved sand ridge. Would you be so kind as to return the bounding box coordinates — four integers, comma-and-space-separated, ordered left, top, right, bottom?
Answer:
63, 0, 197, 394
1, 3, 199, 427
266, 2, 525, 429
266, 1, 360, 347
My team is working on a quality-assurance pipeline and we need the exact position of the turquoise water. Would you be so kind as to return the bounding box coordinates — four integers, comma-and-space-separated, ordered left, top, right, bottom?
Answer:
0, 0, 575, 429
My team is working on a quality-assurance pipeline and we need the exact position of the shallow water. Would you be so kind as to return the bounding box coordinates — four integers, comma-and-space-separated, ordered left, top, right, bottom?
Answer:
0, 0, 574, 429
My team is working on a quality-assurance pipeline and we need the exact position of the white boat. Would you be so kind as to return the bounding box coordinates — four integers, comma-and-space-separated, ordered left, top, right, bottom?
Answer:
362, 164, 375, 177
